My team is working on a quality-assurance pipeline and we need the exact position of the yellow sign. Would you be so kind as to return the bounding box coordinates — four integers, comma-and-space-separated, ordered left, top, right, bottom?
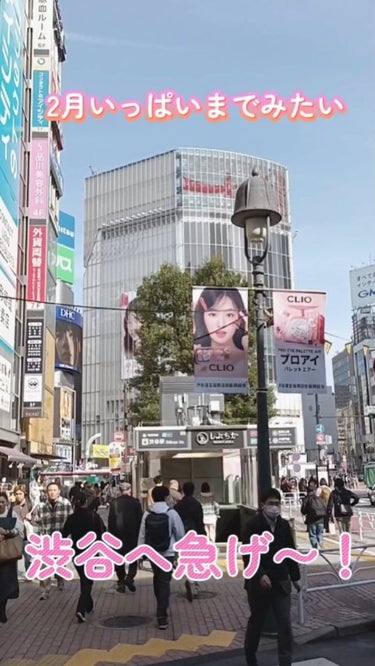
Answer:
92, 444, 109, 459
109, 454, 121, 469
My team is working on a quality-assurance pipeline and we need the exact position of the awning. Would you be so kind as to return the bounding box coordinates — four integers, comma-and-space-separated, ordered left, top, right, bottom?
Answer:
0, 446, 37, 466
30, 453, 66, 461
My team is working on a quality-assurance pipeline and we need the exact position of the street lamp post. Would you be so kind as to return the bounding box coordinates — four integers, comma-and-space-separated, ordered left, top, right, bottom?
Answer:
232, 168, 282, 503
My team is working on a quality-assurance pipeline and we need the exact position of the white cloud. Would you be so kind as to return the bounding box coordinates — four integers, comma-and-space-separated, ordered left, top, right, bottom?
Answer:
67, 32, 180, 52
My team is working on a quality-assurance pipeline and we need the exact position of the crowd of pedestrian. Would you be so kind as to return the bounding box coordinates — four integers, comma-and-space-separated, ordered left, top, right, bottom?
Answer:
0, 471, 365, 666
0, 475, 221, 630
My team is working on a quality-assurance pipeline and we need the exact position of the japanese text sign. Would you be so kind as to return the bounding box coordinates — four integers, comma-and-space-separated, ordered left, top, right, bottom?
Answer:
32, 70, 50, 130
32, 0, 53, 53
193, 286, 249, 394
273, 291, 327, 394
349, 265, 375, 309
24, 530, 353, 583
26, 226, 47, 303
0, 269, 16, 352
22, 315, 44, 417
29, 138, 49, 220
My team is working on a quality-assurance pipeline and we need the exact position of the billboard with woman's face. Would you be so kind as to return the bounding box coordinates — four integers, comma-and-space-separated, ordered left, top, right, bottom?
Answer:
121, 292, 141, 380
193, 287, 249, 394
55, 307, 82, 373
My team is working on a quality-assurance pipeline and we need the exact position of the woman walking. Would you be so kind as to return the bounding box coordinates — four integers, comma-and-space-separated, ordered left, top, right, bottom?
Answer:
199, 483, 220, 542
62, 492, 106, 623
12, 485, 33, 573
0, 492, 24, 623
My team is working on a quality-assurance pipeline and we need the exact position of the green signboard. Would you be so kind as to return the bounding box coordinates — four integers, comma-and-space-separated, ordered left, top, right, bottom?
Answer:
56, 244, 74, 284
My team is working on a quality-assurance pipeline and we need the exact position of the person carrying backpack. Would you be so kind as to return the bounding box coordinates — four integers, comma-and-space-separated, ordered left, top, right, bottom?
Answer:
301, 478, 327, 549
327, 477, 359, 533
137, 485, 185, 630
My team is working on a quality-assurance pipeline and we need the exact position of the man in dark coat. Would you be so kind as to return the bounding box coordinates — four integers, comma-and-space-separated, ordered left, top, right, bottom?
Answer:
175, 481, 206, 602
242, 488, 301, 666
108, 482, 143, 592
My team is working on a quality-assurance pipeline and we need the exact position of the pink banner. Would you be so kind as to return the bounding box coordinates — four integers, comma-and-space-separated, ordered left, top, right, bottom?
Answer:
273, 290, 327, 394
29, 138, 49, 220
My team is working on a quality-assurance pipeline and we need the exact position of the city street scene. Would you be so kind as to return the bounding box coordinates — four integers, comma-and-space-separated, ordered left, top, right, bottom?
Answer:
0, 1, 374, 665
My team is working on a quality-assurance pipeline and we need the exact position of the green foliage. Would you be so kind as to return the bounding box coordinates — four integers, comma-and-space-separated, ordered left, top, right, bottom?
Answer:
130, 257, 275, 424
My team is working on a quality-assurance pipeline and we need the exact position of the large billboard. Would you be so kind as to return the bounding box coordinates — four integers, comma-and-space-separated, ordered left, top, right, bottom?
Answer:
55, 307, 83, 373
121, 292, 141, 380
0, 0, 24, 369
350, 265, 375, 309
193, 287, 249, 394
0, 0, 24, 225
273, 290, 327, 394
22, 316, 45, 417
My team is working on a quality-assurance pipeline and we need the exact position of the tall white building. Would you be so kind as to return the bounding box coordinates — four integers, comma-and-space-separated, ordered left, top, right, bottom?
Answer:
83, 148, 303, 446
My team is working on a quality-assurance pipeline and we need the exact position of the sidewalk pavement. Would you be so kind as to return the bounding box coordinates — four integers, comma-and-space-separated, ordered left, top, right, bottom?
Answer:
2, 549, 375, 666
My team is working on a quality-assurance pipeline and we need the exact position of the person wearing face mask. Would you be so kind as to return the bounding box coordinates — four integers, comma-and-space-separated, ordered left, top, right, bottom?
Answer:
242, 488, 301, 666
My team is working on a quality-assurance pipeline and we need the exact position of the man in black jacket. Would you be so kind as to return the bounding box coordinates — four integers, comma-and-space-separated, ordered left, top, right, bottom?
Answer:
175, 481, 206, 602
242, 488, 301, 666
108, 482, 143, 593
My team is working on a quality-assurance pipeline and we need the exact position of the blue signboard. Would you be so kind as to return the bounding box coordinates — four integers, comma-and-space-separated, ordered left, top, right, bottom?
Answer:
58, 212, 75, 250
0, 0, 25, 225
315, 424, 325, 434
32, 70, 50, 129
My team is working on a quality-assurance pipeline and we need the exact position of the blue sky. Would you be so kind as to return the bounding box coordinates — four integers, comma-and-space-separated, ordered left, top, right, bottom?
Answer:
59, 0, 375, 367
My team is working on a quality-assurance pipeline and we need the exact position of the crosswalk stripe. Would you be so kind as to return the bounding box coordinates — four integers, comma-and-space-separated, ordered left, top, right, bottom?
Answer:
293, 657, 339, 666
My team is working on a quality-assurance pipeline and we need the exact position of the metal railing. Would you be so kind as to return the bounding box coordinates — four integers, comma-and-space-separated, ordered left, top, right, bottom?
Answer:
358, 510, 375, 540
297, 543, 375, 624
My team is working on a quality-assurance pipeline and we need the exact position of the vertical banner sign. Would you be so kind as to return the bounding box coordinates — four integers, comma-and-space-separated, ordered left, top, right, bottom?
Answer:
26, 226, 48, 302
22, 317, 45, 417
29, 138, 49, 219
193, 287, 249, 394
273, 290, 327, 394
0, 356, 12, 412
57, 212, 75, 284
32, 70, 50, 130
121, 292, 141, 380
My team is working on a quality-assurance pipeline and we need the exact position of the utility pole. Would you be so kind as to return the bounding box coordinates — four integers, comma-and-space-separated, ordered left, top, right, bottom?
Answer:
123, 382, 130, 482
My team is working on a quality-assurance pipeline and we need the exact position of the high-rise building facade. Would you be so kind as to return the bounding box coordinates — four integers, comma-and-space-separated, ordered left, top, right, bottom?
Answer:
0, 1, 66, 477
53, 212, 82, 466
83, 148, 295, 445
0, 0, 27, 466
344, 265, 375, 466
332, 346, 359, 470
21, 0, 66, 462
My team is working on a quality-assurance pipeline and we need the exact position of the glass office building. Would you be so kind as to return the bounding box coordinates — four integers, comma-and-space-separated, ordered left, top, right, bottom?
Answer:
83, 148, 294, 445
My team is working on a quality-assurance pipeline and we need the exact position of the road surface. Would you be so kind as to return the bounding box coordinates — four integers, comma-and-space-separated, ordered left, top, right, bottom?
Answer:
160, 633, 375, 665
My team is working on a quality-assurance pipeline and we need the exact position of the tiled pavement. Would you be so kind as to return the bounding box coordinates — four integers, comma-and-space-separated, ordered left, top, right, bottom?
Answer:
1, 563, 375, 666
